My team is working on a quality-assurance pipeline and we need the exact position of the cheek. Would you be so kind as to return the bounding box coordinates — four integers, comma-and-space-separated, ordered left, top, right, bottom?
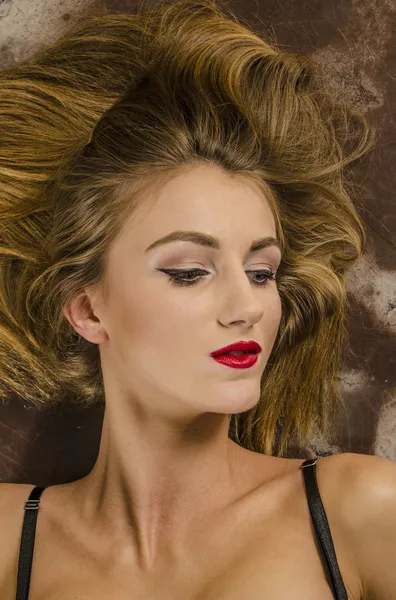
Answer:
109, 283, 198, 357
265, 292, 282, 339
275, 292, 283, 323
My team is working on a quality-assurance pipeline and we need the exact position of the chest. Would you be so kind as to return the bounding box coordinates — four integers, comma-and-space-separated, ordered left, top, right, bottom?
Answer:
6, 484, 358, 600
24, 557, 343, 600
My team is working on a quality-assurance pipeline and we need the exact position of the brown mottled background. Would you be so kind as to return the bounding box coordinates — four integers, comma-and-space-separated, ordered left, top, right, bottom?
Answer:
0, 0, 395, 486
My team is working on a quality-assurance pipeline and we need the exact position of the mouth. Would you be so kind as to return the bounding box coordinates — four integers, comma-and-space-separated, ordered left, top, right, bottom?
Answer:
211, 351, 260, 369
219, 350, 255, 356
210, 340, 262, 357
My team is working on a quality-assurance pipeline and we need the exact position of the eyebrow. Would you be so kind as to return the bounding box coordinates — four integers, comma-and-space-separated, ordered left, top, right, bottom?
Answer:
145, 230, 282, 255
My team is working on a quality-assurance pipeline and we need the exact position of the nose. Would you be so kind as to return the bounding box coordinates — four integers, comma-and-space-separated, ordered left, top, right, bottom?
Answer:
217, 270, 265, 328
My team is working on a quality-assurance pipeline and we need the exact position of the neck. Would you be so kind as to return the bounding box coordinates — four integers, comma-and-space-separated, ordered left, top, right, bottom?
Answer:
73, 404, 250, 570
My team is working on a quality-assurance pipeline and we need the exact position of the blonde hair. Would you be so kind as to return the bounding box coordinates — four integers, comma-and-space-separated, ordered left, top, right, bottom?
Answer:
0, 0, 376, 457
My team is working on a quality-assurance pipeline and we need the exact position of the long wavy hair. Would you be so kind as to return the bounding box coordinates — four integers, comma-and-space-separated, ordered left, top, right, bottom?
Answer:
0, 0, 376, 457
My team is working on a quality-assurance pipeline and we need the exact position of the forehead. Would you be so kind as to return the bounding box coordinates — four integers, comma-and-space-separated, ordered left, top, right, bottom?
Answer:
120, 165, 277, 247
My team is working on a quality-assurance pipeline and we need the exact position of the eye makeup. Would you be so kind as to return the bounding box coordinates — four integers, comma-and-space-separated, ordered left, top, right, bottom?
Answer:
156, 267, 277, 288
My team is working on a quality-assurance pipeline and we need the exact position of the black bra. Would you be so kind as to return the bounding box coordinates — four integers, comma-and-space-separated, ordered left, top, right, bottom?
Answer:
300, 458, 348, 599
15, 458, 349, 600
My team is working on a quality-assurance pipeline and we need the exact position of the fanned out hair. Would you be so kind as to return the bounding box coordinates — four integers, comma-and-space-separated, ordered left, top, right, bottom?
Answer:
0, 0, 376, 456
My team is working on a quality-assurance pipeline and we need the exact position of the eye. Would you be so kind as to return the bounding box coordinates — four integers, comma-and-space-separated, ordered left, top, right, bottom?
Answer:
157, 268, 276, 287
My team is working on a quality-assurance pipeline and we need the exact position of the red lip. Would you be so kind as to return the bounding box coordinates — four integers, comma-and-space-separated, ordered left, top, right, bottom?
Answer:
210, 340, 262, 357
212, 353, 259, 369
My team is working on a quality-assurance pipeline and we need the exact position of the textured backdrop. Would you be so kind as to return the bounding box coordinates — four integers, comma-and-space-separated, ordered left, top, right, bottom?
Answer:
0, 0, 395, 485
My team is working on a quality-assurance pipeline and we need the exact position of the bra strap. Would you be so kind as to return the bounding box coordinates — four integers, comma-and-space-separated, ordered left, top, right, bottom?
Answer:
16, 486, 46, 600
301, 459, 348, 600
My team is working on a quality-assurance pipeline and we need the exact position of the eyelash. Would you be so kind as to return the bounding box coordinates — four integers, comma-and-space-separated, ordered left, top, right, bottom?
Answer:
158, 268, 277, 287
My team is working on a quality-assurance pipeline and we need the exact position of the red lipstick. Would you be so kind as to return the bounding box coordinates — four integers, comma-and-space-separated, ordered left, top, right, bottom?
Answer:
210, 340, 261, 369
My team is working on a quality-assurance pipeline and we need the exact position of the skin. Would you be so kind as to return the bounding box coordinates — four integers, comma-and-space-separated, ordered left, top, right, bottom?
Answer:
62, 162, 283, 570
2, 162, 396, 599
8, 161, 396, 599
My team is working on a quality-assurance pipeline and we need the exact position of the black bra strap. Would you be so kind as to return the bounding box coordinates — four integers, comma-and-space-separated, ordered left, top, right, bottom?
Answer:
16, 486, 46, 600
301, 458, 348, 600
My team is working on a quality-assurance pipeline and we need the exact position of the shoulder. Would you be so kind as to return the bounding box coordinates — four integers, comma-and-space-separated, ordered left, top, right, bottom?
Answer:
0, 480, 36, 514
314, 450, 395, 497
316, 452, 396, 600
0, 482, 37, 594
0, 481, 34, 535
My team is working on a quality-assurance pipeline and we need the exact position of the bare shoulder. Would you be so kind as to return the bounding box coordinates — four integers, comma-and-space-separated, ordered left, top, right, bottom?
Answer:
315, 451, 396, 528
0, 481, 34, 541
313, 450, 391, 490
0, 482, 36, 594
315, 452, 396, 600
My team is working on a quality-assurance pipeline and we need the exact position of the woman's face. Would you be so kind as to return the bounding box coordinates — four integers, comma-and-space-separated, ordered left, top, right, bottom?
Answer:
87, 164, 282, 420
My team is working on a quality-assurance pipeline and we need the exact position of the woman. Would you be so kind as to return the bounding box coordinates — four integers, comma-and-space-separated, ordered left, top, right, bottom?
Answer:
0, 1, 395, 598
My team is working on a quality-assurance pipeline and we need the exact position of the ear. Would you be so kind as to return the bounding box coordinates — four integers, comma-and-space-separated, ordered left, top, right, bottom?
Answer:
63, 289, 109, 344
